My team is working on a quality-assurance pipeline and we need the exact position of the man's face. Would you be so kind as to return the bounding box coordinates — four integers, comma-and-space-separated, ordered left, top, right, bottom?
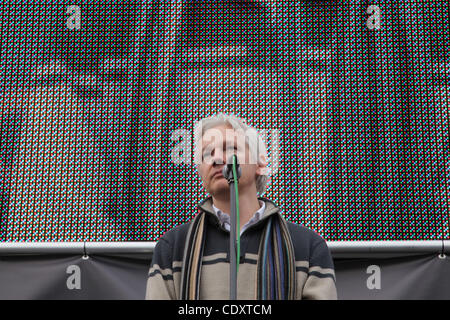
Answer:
197, 124, 265, 197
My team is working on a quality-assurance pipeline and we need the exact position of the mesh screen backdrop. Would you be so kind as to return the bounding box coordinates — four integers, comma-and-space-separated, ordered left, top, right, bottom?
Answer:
0, 1, 448, 241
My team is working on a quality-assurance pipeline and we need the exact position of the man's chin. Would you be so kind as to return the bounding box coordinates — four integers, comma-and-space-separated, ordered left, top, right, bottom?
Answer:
207, 181, 230, 197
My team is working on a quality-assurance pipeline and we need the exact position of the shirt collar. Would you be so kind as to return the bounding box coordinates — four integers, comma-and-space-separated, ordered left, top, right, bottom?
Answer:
212, 200, 266, 227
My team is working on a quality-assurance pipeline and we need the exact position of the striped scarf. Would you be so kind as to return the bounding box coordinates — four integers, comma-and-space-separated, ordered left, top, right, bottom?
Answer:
179, 210, 296, 300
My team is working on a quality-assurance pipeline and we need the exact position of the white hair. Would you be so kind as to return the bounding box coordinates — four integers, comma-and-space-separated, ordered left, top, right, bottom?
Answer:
194, 113, 269, 195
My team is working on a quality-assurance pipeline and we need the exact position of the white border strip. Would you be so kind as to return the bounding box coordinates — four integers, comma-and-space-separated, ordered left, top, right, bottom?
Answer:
328, 240, 448, 254
0, 241, 447, 256
0, 242, 155, 255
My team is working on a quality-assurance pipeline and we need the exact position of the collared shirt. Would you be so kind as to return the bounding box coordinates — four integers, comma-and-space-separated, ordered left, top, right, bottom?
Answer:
212, 200, 266, 236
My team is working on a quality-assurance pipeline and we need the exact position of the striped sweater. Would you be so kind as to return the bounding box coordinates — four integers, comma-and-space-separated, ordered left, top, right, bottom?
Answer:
145, 197, 337, 300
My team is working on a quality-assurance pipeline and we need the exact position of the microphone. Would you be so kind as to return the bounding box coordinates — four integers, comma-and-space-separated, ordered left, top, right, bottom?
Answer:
222, 154, 242, 182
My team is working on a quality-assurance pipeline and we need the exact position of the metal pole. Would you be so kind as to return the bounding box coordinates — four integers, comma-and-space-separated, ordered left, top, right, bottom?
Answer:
0, 241, 448, 257
0, 242, 156, 255
222, 155, 240, 300
229, 179, 237, 300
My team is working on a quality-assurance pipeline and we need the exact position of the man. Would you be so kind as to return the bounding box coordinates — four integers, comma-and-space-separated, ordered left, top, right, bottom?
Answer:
146, 113, 337, 300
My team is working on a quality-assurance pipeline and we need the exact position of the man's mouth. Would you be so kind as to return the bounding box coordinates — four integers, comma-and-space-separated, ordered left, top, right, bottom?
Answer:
212, 171, 224, 179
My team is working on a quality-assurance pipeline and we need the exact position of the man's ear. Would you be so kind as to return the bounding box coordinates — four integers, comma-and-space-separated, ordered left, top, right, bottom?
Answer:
255, 154, 270, 176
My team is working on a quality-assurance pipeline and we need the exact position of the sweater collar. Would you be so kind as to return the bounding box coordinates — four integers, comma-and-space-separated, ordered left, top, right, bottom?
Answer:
197, 196, 281, 224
